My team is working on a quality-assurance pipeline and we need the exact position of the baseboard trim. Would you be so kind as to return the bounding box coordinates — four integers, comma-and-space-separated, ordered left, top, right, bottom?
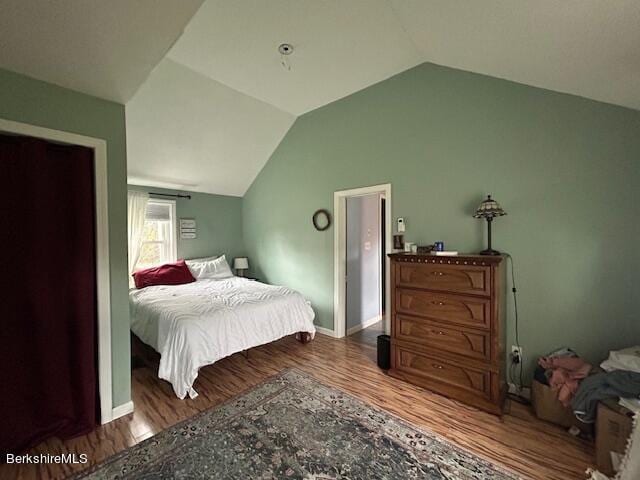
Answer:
314, 326, 338, 338
111, 401, 134, 420
346, 315, 382, 336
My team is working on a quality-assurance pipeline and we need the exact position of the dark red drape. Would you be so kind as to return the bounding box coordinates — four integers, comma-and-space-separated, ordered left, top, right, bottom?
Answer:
0, 133, 98, 455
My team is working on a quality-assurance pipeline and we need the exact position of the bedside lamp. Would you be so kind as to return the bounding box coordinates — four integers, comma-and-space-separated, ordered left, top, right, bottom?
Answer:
473, 195, 507, 255
233, 257, 249, 277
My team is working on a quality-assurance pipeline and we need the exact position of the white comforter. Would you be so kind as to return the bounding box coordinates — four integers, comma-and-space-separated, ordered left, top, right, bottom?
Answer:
129, 277, 316, 399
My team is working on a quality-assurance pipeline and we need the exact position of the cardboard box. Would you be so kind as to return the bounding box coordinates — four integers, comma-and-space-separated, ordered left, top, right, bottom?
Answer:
531, 380, 575, 426
531, 380, 592, 433
595, 399, 634, 476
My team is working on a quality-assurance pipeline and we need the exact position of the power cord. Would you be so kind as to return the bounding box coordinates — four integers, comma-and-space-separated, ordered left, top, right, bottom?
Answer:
503, 253, 529, 401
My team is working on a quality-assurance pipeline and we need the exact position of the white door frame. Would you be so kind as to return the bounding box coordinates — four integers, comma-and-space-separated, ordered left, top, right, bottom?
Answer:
0, 118, 115, 424
334, 183, 392, 338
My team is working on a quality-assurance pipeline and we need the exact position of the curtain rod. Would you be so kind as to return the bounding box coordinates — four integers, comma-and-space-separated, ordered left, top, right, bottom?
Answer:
149, 192, 191, 199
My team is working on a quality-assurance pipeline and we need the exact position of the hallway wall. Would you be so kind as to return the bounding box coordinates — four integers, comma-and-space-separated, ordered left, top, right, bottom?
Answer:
346, 194, 381, 333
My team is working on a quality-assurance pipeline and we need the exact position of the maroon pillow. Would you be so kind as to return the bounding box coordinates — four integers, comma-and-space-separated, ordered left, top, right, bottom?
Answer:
133, 260, 195, 289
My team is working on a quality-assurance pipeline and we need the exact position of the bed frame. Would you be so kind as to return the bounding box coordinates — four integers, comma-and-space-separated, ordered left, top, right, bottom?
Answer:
131, 331, 312, 372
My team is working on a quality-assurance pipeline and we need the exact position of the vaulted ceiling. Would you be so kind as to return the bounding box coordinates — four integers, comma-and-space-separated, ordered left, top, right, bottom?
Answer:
1, 1, 639, 196
168, 0, 423, 116
391, 0, 640, 113
126, 59, 295, 196
0, 0, 204, 103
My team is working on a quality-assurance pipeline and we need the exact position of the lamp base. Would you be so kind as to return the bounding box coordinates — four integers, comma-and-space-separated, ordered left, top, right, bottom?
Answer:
479, 248, 501, 256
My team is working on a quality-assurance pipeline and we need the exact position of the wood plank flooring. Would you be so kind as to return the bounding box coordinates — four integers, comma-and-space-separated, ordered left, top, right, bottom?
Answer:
347, 320, 385, 347
2, 334, 594, 480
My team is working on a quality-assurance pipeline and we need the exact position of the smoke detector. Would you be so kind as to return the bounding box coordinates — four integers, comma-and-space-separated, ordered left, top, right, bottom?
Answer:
278, 43, 294, 55
278, 43, 295, 71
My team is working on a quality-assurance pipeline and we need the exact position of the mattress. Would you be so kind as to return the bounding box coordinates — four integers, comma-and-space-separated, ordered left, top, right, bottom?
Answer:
129, 277, 316, 398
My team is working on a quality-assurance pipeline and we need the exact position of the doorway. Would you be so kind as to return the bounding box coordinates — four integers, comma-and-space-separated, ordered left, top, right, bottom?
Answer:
333, 184, 391, 339
0, 118, 113, 431
345, 193, 384, 346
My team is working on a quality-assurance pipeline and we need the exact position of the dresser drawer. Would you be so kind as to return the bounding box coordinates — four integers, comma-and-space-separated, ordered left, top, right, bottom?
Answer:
395, 345, 490, 397
397, 263, 490, 296
396, 314, 490, 361
396, 289, 491, 330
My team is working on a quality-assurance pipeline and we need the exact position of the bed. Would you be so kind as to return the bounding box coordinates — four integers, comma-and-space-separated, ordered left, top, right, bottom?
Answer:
130, 276, 316, 399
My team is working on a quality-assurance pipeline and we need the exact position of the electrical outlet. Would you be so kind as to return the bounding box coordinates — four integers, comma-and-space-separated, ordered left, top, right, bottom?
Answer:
511, 345, 523, 363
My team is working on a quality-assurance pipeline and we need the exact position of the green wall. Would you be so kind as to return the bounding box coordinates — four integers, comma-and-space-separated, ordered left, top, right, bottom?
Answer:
3, 60, 638, 399
128, 185, 245, 261
243, 62, 640, 380
0, 68, 131, 406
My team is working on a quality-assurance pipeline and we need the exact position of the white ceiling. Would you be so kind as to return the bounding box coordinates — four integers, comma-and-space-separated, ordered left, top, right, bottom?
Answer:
389, 0, 640, 112
168, 0, 423, 115
168, 0, 640, 114
0, 0, 203, 103
126, 59, 295, 196
1, 1, 639, 196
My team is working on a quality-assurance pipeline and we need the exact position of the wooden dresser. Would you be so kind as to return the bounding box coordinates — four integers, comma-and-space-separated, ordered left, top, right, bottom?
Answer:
388, 253, 506, 415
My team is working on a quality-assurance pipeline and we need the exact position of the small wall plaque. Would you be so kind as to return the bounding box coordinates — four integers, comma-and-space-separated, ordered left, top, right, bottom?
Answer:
180, 218, 197, 239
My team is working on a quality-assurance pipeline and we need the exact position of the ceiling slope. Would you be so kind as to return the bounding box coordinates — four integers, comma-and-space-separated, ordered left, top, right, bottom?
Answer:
126, 59, 295, 196
390, 0, 640, 111
168, 0, 424, 115
0, 0, 204, 102
3, 1, 638, 197
168, 0, 640, 113
130, 0, 640, 196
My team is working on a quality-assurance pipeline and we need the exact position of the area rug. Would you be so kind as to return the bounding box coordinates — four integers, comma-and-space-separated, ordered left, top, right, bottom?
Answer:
76, 369, 520, 479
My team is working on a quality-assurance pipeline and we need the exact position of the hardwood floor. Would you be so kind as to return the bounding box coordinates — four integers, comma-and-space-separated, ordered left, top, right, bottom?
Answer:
2, 334, 594, 480
347, 319, 385, 347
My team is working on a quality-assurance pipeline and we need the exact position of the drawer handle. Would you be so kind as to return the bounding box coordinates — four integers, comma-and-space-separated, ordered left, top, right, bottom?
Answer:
434, 330, 446, 336
432, 363, 444, 369
432, 301, 446, 306
431, 271, 444, 276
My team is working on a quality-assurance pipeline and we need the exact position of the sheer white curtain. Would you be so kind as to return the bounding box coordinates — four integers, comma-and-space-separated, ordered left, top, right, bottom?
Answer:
127, 191, 149, 284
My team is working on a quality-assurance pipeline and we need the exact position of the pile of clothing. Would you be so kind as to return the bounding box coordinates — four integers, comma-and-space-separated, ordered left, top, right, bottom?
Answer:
535, 347, 592, 407
574, 346, 640, 423
536, 346, 640, 423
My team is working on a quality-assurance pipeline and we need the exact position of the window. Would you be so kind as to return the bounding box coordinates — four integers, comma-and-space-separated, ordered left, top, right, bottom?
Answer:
136, 199, 177, 270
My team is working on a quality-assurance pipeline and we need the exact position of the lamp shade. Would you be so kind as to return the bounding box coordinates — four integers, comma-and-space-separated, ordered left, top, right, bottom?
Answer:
233, 257, 249, 270
473, 195, 506, 219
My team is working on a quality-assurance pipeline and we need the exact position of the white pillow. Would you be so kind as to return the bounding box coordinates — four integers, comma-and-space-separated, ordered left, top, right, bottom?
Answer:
185, 255, 233, 280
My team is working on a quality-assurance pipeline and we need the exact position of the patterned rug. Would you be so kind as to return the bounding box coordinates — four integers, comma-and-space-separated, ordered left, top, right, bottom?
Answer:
76, 369, 519, 479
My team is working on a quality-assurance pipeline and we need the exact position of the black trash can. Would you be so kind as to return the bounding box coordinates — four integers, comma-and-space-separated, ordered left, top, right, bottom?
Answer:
377, 334, 391, 370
